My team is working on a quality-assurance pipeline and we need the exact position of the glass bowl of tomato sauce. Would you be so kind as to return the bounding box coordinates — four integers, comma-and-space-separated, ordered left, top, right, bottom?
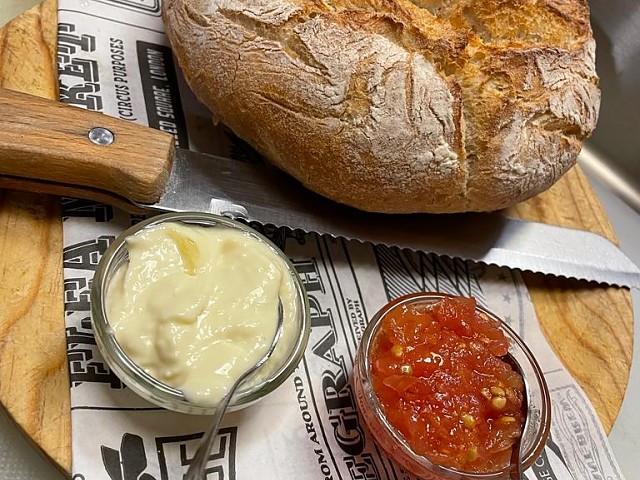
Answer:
353, 292, 550, 479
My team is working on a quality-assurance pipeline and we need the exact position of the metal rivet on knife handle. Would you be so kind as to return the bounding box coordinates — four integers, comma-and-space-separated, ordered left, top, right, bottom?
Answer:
88, 127, 114, 146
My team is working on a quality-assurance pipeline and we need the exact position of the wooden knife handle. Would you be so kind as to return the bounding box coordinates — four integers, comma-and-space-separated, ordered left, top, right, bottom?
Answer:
0, 87, 175, 206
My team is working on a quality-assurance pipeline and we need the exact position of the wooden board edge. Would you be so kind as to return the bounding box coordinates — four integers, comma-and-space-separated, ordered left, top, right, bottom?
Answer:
511, 165, 634, 433
0, 0, 71, 473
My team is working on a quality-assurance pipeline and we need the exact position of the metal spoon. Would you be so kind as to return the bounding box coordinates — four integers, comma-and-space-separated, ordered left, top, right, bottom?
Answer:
184, 299, 284, 480
502, 352, 529, 480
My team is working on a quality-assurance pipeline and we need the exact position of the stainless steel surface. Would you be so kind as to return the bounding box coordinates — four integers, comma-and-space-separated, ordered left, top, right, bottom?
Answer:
579, 4, 640, 472
145, 149, 640, 288
582, 0, 640, 213
0, 0, 40, 27
0, 406, 65, 480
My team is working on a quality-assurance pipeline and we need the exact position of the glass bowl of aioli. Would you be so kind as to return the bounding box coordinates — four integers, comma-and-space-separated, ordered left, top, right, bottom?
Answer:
353, 292, 551, 480
91, 211, 311, 415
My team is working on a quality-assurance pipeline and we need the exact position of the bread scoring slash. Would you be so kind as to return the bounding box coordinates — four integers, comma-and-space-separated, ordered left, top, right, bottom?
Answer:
162, 0, 600, 213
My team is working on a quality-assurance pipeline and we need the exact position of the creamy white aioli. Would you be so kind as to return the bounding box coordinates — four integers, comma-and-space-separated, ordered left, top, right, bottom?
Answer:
105, 222, 297, 407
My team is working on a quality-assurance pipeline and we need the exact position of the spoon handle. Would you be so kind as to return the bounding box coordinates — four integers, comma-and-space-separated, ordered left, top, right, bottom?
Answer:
509, 439, 524, 480
504, 351, 526, 480
184, 299, 284, 480
184, 390, 235, 480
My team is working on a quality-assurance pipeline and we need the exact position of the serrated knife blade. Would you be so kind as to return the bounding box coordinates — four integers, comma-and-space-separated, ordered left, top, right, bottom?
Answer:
1, 87, 638, 289
140, 150, 640, 290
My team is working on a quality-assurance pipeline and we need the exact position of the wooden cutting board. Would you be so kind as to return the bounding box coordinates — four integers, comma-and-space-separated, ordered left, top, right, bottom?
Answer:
0, 1, 633, 475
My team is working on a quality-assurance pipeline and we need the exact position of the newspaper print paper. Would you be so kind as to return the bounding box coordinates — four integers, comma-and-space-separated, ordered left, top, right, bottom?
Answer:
57, 1, 626, 479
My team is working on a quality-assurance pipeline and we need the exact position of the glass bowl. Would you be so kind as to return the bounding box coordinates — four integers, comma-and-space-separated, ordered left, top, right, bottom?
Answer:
91, 211, 310, 415
353, 292, 551, 480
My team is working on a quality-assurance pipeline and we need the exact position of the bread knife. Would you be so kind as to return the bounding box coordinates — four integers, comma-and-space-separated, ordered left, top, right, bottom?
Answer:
1, 87, 638, 289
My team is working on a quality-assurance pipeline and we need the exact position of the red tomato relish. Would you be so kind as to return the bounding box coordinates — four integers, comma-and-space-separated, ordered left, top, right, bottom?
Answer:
370, 295, 525, 473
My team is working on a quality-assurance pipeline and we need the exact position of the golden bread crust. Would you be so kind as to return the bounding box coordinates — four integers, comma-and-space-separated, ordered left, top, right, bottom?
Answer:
163, 0, 600, 213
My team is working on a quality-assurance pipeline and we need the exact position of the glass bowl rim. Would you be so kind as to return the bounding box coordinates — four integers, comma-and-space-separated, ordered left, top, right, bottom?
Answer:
90, 211, 311, 415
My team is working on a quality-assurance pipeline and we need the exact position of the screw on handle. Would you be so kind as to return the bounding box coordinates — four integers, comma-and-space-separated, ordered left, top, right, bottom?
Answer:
88, 127, 115, 146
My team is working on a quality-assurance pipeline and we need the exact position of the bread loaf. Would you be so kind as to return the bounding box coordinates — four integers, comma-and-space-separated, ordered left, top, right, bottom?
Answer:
163, 0, 600, 213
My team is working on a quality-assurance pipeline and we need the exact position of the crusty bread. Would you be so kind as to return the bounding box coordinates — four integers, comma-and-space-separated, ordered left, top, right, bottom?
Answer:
163, 0, 600, 213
